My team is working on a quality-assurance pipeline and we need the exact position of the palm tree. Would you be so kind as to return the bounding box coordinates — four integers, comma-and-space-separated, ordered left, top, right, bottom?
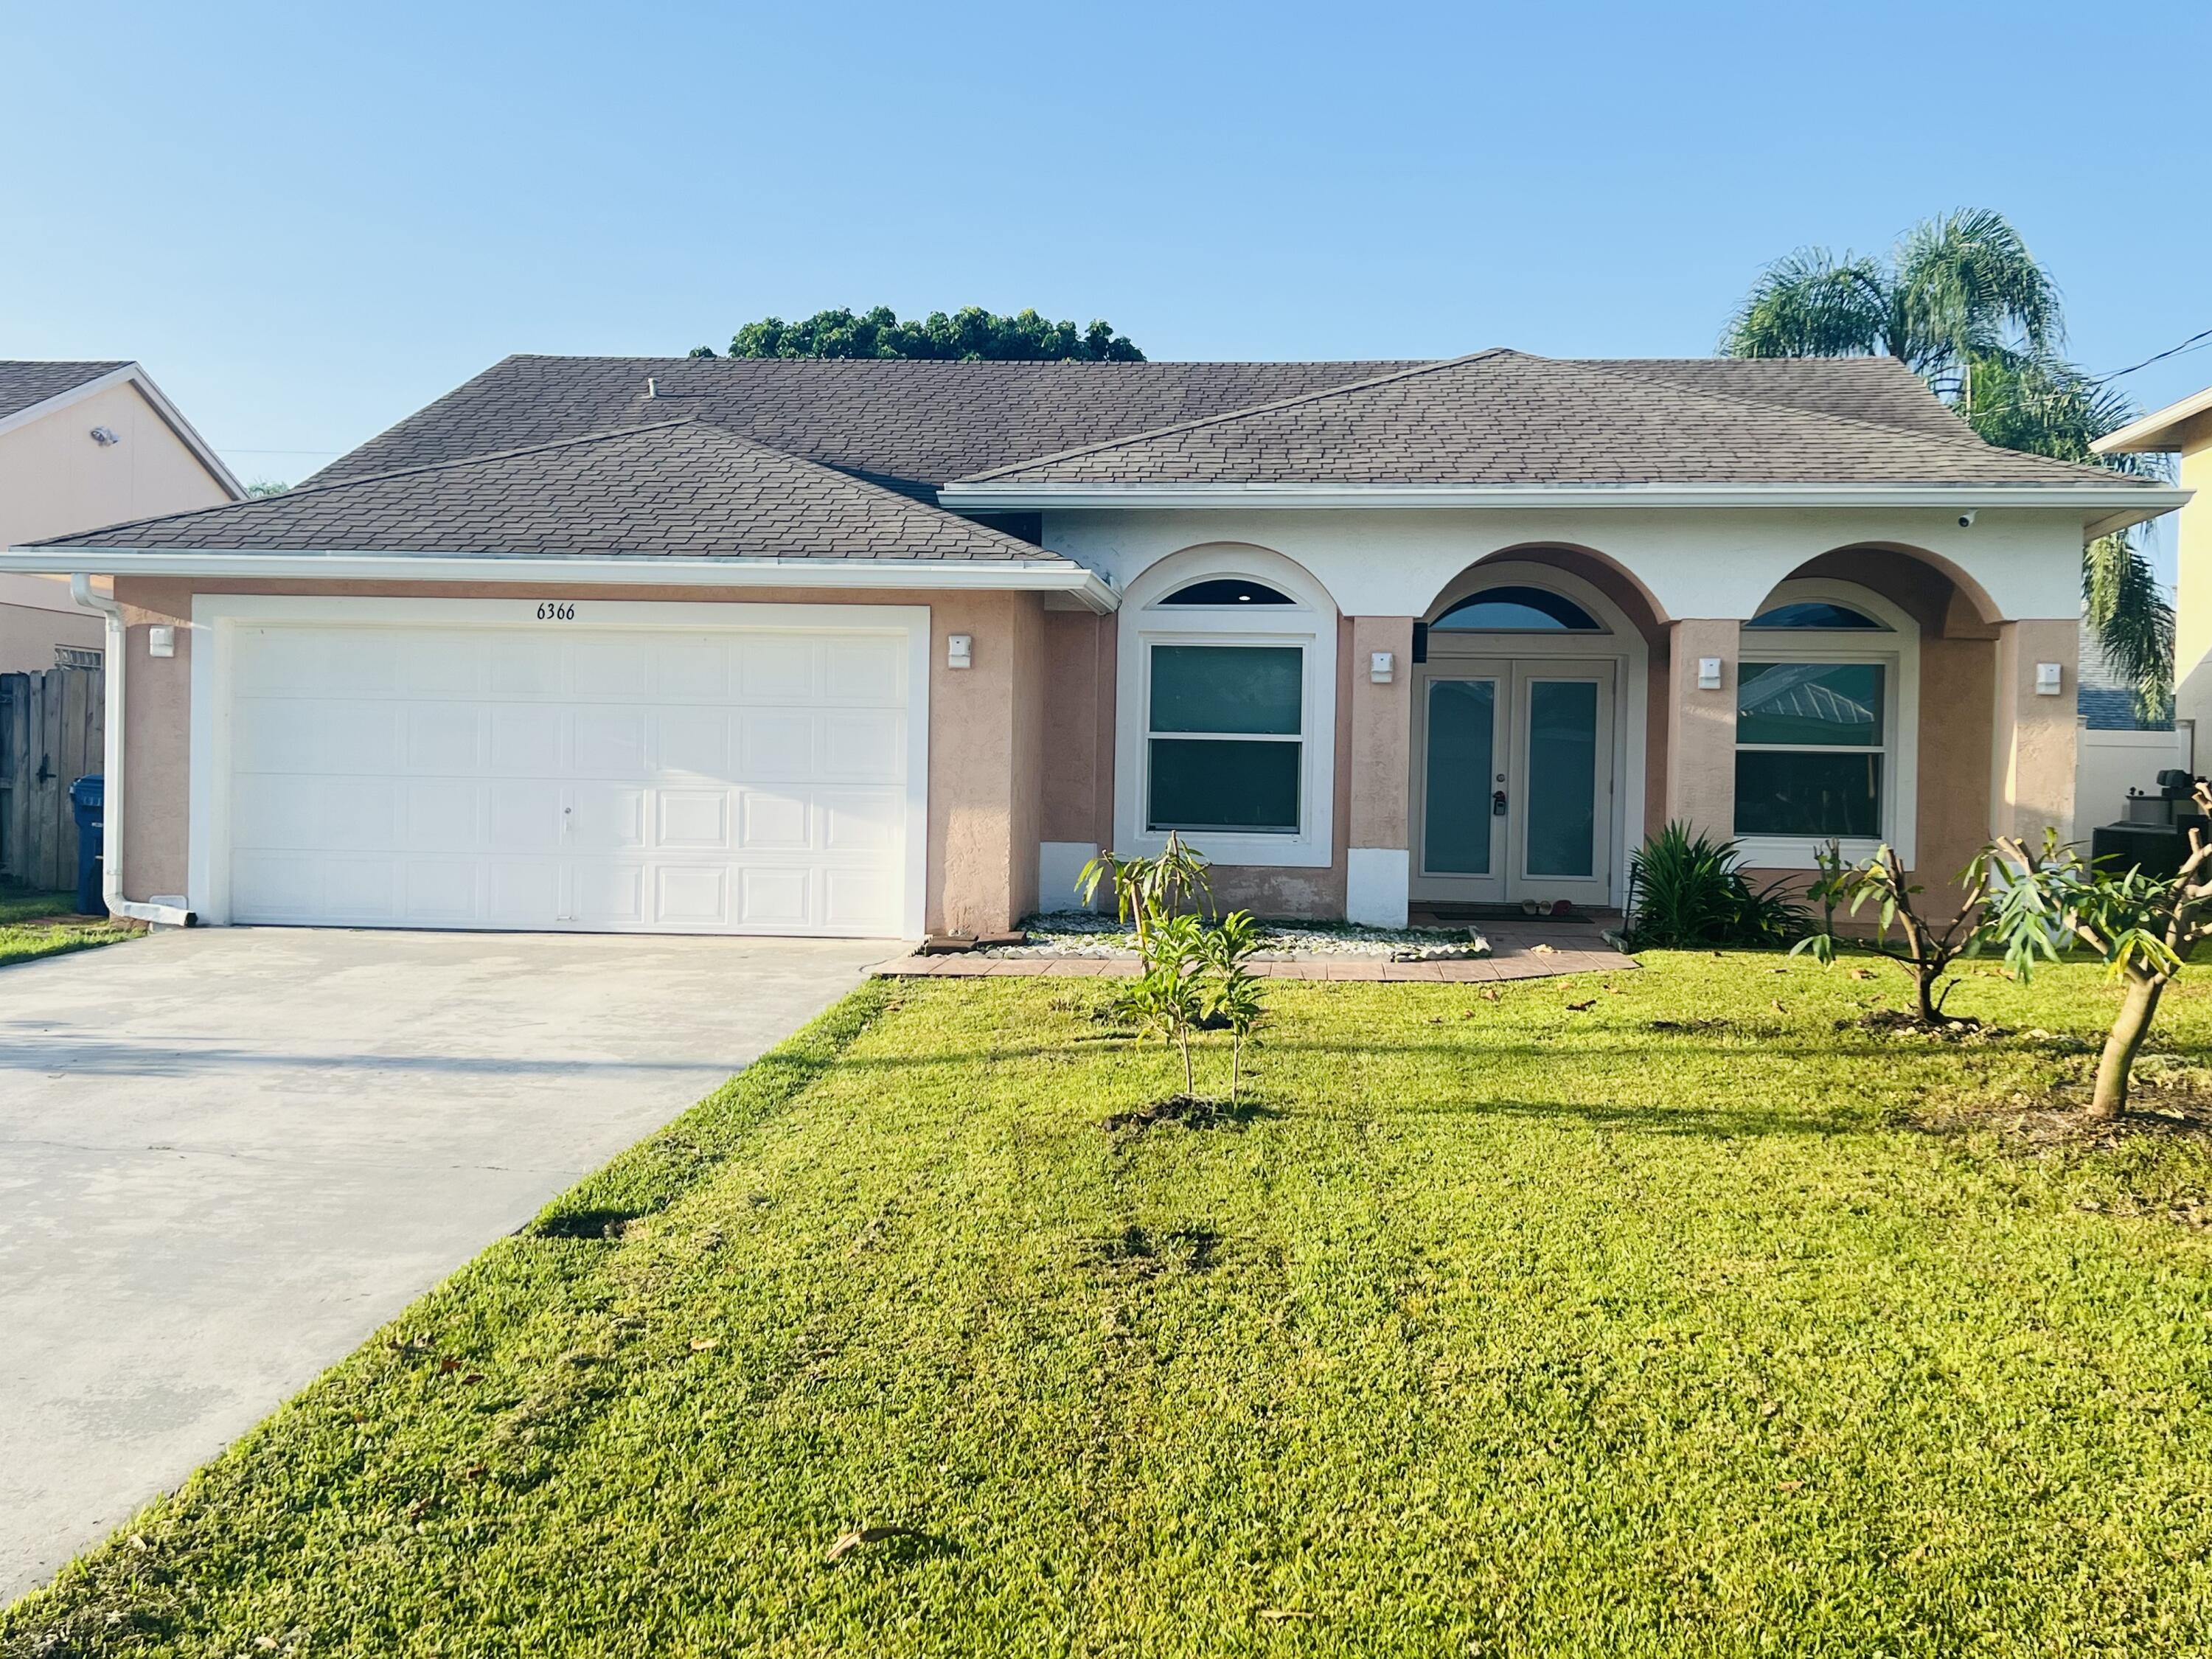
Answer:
1722, 209, 2171, 716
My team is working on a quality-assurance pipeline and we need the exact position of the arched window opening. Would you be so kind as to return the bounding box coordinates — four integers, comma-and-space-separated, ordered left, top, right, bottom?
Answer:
1158, 578, 1295, 606
1745, 600, 1887, 631
1432, 585, 1605, 633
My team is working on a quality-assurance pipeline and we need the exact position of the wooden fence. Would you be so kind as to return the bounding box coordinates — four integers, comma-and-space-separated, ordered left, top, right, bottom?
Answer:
0, 665, 105, 895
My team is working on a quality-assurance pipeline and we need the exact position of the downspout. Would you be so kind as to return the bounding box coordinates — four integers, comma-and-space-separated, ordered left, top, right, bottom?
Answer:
71, 574, 193, 927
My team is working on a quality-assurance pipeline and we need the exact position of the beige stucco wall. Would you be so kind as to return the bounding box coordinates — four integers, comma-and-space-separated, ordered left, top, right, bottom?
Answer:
2168, 419, 2212, 739
1347, 616, 1413, 853
107, 578, 1051, 935
0, 382, 232, 548
1662, 619, 1740, 842
0, 380, 234, 673
1990, 617, 2081, 846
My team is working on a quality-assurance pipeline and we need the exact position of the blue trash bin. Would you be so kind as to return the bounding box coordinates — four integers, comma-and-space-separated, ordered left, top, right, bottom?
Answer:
69, 773, 105, 917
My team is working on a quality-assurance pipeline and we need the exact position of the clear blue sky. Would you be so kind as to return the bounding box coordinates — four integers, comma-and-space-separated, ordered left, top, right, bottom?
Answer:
7, 0, 2208, 514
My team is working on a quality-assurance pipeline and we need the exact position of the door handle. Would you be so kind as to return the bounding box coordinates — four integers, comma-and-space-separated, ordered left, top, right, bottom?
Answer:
1492, 789, 1507, 817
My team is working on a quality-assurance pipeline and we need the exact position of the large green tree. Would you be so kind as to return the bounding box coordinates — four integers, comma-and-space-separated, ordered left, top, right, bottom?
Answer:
693, 305, 1144, 364
1722, 209, 2172, 714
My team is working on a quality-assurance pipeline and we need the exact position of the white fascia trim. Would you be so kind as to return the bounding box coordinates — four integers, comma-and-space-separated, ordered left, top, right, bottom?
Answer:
2095, 386, 2212, 454
0, 364, 246, 499
0, 549, 1119, 612
945, 479, 2193, 519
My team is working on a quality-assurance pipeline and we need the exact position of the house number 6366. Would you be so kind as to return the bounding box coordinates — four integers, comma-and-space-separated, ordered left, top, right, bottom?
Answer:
535, 602, 577, 621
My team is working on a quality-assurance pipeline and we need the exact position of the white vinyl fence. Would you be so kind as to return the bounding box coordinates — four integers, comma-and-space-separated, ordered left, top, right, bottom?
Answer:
2076, 719, 2196, 836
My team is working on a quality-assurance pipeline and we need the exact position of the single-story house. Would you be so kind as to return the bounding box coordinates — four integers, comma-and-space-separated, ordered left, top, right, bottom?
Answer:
0, 360, 241, 674
0, 351, 2185, 937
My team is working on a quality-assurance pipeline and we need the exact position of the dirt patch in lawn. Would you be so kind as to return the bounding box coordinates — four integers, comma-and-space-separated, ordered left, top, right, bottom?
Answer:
1102, 1095, 1276, 1135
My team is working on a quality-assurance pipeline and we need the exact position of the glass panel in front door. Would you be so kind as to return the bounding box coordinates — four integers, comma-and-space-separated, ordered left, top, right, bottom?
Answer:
1423, 678, 1497, 874
1523, 679, 1598, 878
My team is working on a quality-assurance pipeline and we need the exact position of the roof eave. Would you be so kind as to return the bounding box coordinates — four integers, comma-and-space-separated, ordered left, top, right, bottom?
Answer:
2093, 386, 2212, 456
0, 548, 1119, 613
942, 480, 2193, 526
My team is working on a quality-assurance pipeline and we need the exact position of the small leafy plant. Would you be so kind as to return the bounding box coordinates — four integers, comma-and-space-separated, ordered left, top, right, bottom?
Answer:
1983, 800, 2212, 1118
1199, 910, 1269, 1103
1124, 914, 1210, 1096
1077, 832, 1214, 971
1795, 842, 1993, 1026
1625, 823, 1804, 949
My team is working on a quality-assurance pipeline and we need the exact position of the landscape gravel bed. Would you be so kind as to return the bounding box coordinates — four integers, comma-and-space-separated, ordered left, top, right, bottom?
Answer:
990, 911, 1491, 961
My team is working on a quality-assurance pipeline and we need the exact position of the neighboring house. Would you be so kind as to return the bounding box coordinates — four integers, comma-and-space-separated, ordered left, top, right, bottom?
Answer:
0, 351, 2184, 939
0, 361, 241, 672
2097, 386, 2212, 740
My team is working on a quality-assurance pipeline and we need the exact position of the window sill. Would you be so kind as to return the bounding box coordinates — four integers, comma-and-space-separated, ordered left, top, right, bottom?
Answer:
1734, 835, 1886, 870
1120, 828, 1333, 869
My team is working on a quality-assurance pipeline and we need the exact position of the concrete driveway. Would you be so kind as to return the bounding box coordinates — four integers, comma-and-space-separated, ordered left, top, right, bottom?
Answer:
0, 926, 887, 1602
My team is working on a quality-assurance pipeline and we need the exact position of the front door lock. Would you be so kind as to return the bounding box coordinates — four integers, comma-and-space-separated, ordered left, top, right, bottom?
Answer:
1492, 789, 1508, 817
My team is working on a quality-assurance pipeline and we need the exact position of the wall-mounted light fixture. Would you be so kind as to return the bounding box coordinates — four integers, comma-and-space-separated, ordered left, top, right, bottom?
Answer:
1369, 651, 1394, 684
946, 633, 973, 670
2035, 661, 2062, 696
147, 626, 175, 658
1697, 656, 1723, 690
89, 425, 121, 447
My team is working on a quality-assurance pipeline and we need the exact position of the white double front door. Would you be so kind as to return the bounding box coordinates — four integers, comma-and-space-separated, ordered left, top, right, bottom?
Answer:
1411, 657, 1615, 907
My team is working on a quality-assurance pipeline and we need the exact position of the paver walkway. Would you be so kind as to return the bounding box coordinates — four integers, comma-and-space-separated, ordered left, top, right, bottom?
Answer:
875, 921, 1630, 982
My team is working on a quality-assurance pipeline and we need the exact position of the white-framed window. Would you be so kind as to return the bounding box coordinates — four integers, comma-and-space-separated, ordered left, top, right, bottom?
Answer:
1732, 579, 1919, 868
1115, 550, 1337, 868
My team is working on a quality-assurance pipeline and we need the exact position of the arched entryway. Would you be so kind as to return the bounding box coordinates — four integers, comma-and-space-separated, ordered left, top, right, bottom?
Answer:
1410, 555, 1654, 910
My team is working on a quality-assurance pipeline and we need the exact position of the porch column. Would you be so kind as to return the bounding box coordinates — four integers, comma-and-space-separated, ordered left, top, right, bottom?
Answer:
1346, 615, 1414, 926
1663, 619, 1739, 841
1989, 618, 2079, 846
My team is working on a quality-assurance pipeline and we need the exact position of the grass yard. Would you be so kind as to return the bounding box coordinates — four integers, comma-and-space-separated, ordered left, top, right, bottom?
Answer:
7, 955, 2212, 1657
0, 888, 136, 969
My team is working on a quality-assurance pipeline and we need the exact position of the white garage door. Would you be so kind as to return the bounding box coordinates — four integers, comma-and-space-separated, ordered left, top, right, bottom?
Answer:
223, 622, 913, 936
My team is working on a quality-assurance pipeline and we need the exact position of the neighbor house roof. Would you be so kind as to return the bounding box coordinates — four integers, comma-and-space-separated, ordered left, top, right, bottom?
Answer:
953, 350, 2162, 491
0, 361, 132, 424
0, 359, 243, 497
2094, 383, 2212, 454
39, 420, 1068, 563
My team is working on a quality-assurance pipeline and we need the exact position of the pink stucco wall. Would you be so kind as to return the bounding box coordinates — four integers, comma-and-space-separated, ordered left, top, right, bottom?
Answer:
108, 577, 1052, 935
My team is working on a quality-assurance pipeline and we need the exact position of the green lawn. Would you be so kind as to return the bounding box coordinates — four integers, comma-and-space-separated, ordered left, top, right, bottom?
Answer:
8, 956, 2212, 1657
0, 888, 135, 968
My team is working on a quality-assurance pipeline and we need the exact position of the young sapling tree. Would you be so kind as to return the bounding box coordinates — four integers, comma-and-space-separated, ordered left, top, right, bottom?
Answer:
1985, 802, 2212, 1118
1077, 832, 1214, 970
1795, 841, 1992, 1026
1199, 910, 1269, 1103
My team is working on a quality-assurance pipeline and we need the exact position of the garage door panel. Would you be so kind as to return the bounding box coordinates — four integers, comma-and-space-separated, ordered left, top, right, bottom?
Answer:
736, 636, 818, 702
226, 622, 910, 937
406, 781, 482, 852
487, 782, 563, 852
569, 785, 646, 852
573, 710, 649, 776
824, 636, 902, 703
655, 866, 730, 926
737, 711, 815, 779
405, 704, 483, 773
653, 708, 731, 777
489, 707, 563, 773
821, 712, 902, 780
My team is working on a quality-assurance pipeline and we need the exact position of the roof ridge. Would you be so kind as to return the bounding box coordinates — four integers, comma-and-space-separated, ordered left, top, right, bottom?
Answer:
953, 352, 1516, 482
64, 420, 708, 540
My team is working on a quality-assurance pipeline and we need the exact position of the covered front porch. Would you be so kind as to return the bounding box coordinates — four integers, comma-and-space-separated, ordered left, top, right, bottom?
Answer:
1340, 540, 2079, 928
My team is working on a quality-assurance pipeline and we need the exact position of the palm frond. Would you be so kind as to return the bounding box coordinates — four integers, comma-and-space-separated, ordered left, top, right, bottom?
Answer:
2084, 531, 2175, 720
1893, 209, 2062, 375
1719, 249, 1891, 359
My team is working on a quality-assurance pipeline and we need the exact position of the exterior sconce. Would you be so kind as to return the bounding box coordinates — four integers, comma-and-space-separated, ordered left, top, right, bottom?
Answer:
1369, 651, 1394, 684
148, 626, 176, 658
2035, 661, 2062, 696
946, 633, 973, 670
1697, 656, 1723, 690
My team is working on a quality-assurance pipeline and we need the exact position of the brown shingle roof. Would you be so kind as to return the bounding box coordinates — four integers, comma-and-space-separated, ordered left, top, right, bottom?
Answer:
956, 351, 2160, 490
315, 355, 1429, 498
0, 361, 130, 424
38, 420, 1068, 562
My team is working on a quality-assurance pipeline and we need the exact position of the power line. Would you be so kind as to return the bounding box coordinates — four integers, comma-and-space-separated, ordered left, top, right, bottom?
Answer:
2089, 327, 2212, 386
